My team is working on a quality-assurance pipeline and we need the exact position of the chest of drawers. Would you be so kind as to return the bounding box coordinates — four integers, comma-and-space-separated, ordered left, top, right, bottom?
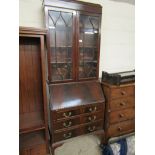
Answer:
101, 82, 135, 140
49, 81, 105, 152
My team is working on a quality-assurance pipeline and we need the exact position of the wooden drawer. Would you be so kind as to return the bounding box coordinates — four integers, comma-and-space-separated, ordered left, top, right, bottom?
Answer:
53, 117, 81, 130
82, 112, 103, 124
109, 97, 134, 111
84, 103, 103, 113
82, 120, 103, 134
109, 108, 135, 124
108, 120, 135, 137
111, 86, 134, 99
53, 108, 81, 121
53, 128, 81, 142
20, 144, 46, 155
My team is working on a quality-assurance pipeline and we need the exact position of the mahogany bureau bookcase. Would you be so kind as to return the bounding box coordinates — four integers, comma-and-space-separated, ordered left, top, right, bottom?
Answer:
19, 27, 49, 155
43, 0, 105, 154
101, 82, 135, 142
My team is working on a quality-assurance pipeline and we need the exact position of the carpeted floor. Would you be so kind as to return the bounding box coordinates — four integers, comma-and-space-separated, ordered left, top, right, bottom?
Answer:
50, 134, 135, 155
54, 135, 102, 155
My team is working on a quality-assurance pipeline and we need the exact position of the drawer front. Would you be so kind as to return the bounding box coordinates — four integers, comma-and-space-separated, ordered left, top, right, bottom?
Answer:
82, 120, 103, 134
53, 108, 81, 121
111, 86, 134, 99
82, 112, 104, 124
53, 128, 81, 142
20, 144, 46, 155
110, 97, 134, 111
84, 103, 103, 113
109, 108, 134, 124
108, 120, 135, 137
53, 117, 81, 130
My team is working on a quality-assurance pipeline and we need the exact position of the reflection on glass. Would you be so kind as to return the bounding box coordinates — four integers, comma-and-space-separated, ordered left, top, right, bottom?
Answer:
48, 10, 73, 81
79, 14, 99, 79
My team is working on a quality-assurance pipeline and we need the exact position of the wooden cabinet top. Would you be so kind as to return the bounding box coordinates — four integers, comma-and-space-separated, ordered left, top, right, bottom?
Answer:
49, 81, 105, 110
101, 82, 135, 88
19, 27, 47, 35
43, 0, 102, 14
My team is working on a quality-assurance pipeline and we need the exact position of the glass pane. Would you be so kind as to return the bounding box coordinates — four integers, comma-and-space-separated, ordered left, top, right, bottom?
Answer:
79, 62, 97, 79
48, 10, 73, 82
79, 14, 99, 79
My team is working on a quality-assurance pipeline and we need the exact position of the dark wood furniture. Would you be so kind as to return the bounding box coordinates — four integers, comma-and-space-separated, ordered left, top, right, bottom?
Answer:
43, 1, 104, 154
19, 27, 49, 155
43, 0, 102, 83
101, 82, 135, 141
49, 81, 105, 153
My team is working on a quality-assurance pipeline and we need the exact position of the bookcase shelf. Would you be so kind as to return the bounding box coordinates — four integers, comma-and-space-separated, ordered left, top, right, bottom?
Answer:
20, 131, 47, 155
19, 111, 45, 134
19, 27, 49, 155
20, 130, 46, 149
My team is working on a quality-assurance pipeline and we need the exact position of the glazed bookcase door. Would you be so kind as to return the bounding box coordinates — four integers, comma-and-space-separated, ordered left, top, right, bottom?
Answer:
78, 12, 101, 80
47, 8, 76, 83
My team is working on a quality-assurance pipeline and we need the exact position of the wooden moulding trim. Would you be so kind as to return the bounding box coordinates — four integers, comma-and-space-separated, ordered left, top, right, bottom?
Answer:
101, 82, 135, 88
20, 126, 46, 135
43, 0, 102, 14
49, 80, 100, 86
19, 26, 47, 35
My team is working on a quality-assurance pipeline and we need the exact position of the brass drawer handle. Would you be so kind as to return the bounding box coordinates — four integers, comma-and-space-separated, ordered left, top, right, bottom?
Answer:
63, 132, 72, 139
120, 102, 126, 106
63, 112, 72, 118
88, 126, 96, 132
89, 106, 97, 112
121, 91, 126, 95
88, 116, 96, 121
117, 127, 122, 131
119, 113, 124, 118
63, 121, 72, 128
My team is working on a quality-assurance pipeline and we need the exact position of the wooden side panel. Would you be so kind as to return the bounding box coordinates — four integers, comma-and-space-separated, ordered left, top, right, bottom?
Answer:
19, 37, 43, 114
